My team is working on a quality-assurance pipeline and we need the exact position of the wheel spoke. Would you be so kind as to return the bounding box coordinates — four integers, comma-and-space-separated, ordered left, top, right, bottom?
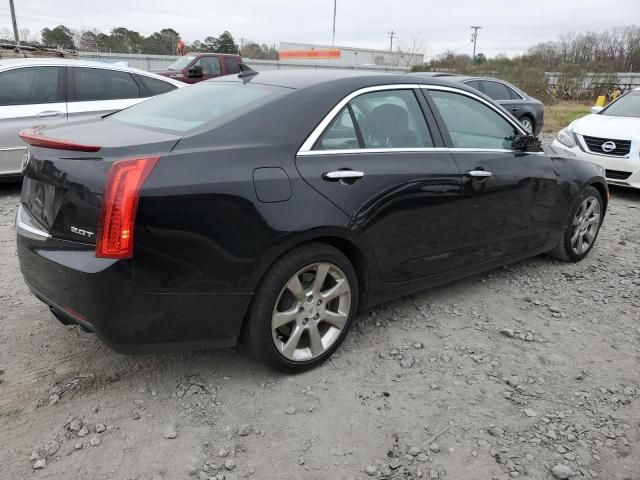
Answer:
281, 324, 304, 358
323, 310, 348, 329
286, 275, 307, 302
586, 214, 600, 226
321, 279, 349, 302
311, 264, 330, 296
585, 200, 597, 217
571, 229, 581, 246
273, 308, 299, 329
576, 235, 584, 254
572, 215, 581, 226
584, 229, 594, 244
308, 324, 324, 356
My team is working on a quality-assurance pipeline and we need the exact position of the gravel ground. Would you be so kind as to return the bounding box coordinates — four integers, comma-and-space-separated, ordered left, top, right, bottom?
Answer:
1, 181, 639, 480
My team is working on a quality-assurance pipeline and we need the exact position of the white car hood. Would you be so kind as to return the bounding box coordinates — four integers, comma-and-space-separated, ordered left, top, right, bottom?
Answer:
572, 114, 640, 140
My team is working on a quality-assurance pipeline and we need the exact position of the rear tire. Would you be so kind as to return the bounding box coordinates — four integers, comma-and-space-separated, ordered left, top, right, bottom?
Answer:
243, 243, 358, 373
519, 116, 535, 134
548, 186, 603, 262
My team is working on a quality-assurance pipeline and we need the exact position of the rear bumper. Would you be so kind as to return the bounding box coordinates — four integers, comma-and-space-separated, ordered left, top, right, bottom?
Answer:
16, 206, 251, 353
550, 140, 640, 189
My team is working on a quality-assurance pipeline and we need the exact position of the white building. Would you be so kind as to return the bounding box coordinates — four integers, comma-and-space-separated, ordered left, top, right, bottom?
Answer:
279, 42, 424, 68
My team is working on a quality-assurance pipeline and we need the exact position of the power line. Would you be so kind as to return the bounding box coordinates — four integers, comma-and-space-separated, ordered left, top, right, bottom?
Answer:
388, 30, 396, 52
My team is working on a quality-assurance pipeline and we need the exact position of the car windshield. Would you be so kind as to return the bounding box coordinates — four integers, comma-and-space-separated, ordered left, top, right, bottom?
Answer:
110, 81, 284, 132
167, 56, 195, 71
602, 90, 640, 118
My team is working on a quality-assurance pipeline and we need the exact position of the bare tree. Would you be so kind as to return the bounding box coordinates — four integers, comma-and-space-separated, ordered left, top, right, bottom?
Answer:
19, 27, 30, 43
0, 27, 12, 40
397, 37, 426, 67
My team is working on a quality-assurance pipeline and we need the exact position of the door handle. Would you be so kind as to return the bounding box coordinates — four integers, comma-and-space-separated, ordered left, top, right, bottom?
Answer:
322, 170, 365, 181
37, 110, 64, 118
466, 170, 493, 178
511, 107, 519, 111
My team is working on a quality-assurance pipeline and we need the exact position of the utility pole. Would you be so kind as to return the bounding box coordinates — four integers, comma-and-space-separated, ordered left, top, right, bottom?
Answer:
238, 37, 244, 55
331, 0, 337, 46
388, 30, 396, 52
9, 0, 20, 48
470, 25, 482, 61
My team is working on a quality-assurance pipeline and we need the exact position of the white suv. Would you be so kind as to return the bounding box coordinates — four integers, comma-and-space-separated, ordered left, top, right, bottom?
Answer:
0, 58, 185, 180
552, 87, 640, 189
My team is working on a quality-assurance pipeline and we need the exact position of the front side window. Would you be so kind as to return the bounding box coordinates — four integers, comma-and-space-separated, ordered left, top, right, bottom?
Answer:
167, 56, 195, 71
195, 57, 221, 75
481, 81, 512, 100
0, 66, 62, 106
602, 90, 640, 118
314, 89, 433, 150
73, 68, 140, 101
430, 90, 518, 149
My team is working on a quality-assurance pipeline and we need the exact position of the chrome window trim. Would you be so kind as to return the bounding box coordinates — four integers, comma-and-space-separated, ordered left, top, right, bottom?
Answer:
298, 83, 528, 156
298, 147, 544, 157
15, 205, 51, 239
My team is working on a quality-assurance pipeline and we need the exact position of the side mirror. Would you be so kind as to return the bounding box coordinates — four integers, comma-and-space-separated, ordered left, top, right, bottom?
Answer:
187, 65, 203, 78
511, 134, 542, 152
591, 106, 603, 114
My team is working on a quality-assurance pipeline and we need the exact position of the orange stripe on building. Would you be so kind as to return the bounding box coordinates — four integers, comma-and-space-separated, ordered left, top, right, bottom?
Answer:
279, 49, 341, 60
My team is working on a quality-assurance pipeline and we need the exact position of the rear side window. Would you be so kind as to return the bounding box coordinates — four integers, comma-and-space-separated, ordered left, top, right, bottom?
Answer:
225, 57, 241, 75
0, 66, 63, 106
481, 81, 512, 100
136, 75, 177, 96
464, 80, 481, 91
111, 82, 283, 132
195, 57, 221, 75
314, 89, 433, 150
73, 68, 140, 101
505, 86, 522, 99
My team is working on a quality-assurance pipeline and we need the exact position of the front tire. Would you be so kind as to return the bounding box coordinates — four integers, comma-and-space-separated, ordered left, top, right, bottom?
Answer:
519, 116, 535, 134
243, 243, 358, 373
548, 186, 604, 262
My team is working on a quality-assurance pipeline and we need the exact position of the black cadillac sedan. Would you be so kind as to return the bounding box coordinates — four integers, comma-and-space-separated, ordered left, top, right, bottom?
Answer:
16, 70, 607, 372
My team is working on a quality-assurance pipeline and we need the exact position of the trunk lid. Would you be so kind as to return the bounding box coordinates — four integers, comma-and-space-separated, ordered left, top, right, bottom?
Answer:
20, 118, 180, 244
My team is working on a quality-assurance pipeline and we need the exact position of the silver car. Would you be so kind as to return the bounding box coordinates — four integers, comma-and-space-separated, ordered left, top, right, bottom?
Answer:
0, 58, 185, 179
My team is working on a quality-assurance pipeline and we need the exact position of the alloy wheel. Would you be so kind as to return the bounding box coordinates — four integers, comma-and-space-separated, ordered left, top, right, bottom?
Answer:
570, 196, 601, 255
271, 262, 351, 362
520, 118, 533, 133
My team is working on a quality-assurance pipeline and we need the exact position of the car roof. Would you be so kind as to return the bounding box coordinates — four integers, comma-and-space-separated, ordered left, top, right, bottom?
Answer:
0, 57, 185, 86
210, 69, 478, 91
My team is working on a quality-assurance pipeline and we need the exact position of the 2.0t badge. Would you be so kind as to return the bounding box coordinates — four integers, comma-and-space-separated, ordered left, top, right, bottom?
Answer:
70, 226, 95, 239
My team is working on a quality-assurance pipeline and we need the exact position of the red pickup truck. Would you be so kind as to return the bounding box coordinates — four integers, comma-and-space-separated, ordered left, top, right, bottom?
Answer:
154, 53, 243, 83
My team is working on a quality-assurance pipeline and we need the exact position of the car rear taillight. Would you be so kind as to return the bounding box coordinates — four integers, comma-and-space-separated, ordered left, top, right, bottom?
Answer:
95, 157, 160, 259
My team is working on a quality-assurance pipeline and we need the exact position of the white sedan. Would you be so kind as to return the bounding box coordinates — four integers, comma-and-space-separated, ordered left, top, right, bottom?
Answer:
0, 58, 185, 179
552, 87, 640, 189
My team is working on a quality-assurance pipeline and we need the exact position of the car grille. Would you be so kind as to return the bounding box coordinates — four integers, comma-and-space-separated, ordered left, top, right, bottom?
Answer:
605, 169, 632, 181
582, 135, 631, 156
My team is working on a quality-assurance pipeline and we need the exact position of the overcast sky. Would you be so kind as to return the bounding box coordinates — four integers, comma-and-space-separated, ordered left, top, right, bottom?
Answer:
3, 0, 639, 57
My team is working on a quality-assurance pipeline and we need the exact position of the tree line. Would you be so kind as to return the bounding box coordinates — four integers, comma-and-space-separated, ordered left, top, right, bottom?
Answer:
21, 24, 278, 59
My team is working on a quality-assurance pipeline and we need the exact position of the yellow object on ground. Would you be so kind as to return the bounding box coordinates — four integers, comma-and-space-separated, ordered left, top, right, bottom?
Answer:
595, 96, 606, 107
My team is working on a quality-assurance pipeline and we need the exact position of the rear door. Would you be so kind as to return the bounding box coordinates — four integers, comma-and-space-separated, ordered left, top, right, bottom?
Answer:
424, 87, 558, 267
67, 67, 145, 124
477, 80, 526, 119
0, 66, 67, 176
296, 86, 463, 283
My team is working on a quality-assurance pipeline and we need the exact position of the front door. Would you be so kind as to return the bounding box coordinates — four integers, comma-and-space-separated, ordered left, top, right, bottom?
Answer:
425, 88, 558, 267
0, 66, 67, 176
296, 87, 463, 283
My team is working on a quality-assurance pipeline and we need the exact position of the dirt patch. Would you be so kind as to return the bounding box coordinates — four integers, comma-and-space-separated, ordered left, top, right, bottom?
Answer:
1, 183, 639, 480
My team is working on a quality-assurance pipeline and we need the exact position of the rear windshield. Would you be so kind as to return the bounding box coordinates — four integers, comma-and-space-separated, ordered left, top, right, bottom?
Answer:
111, 82, 283, 132
602, 90, 640, 118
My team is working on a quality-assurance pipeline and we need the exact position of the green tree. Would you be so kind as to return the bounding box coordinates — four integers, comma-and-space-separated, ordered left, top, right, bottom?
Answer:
78, 30, 98, 51
474, 52, 487, 64
216, 31, 238, 54
41, 25, 75, 49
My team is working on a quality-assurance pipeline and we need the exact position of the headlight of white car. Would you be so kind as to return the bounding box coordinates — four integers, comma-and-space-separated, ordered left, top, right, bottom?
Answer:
556, 127, 577, 148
